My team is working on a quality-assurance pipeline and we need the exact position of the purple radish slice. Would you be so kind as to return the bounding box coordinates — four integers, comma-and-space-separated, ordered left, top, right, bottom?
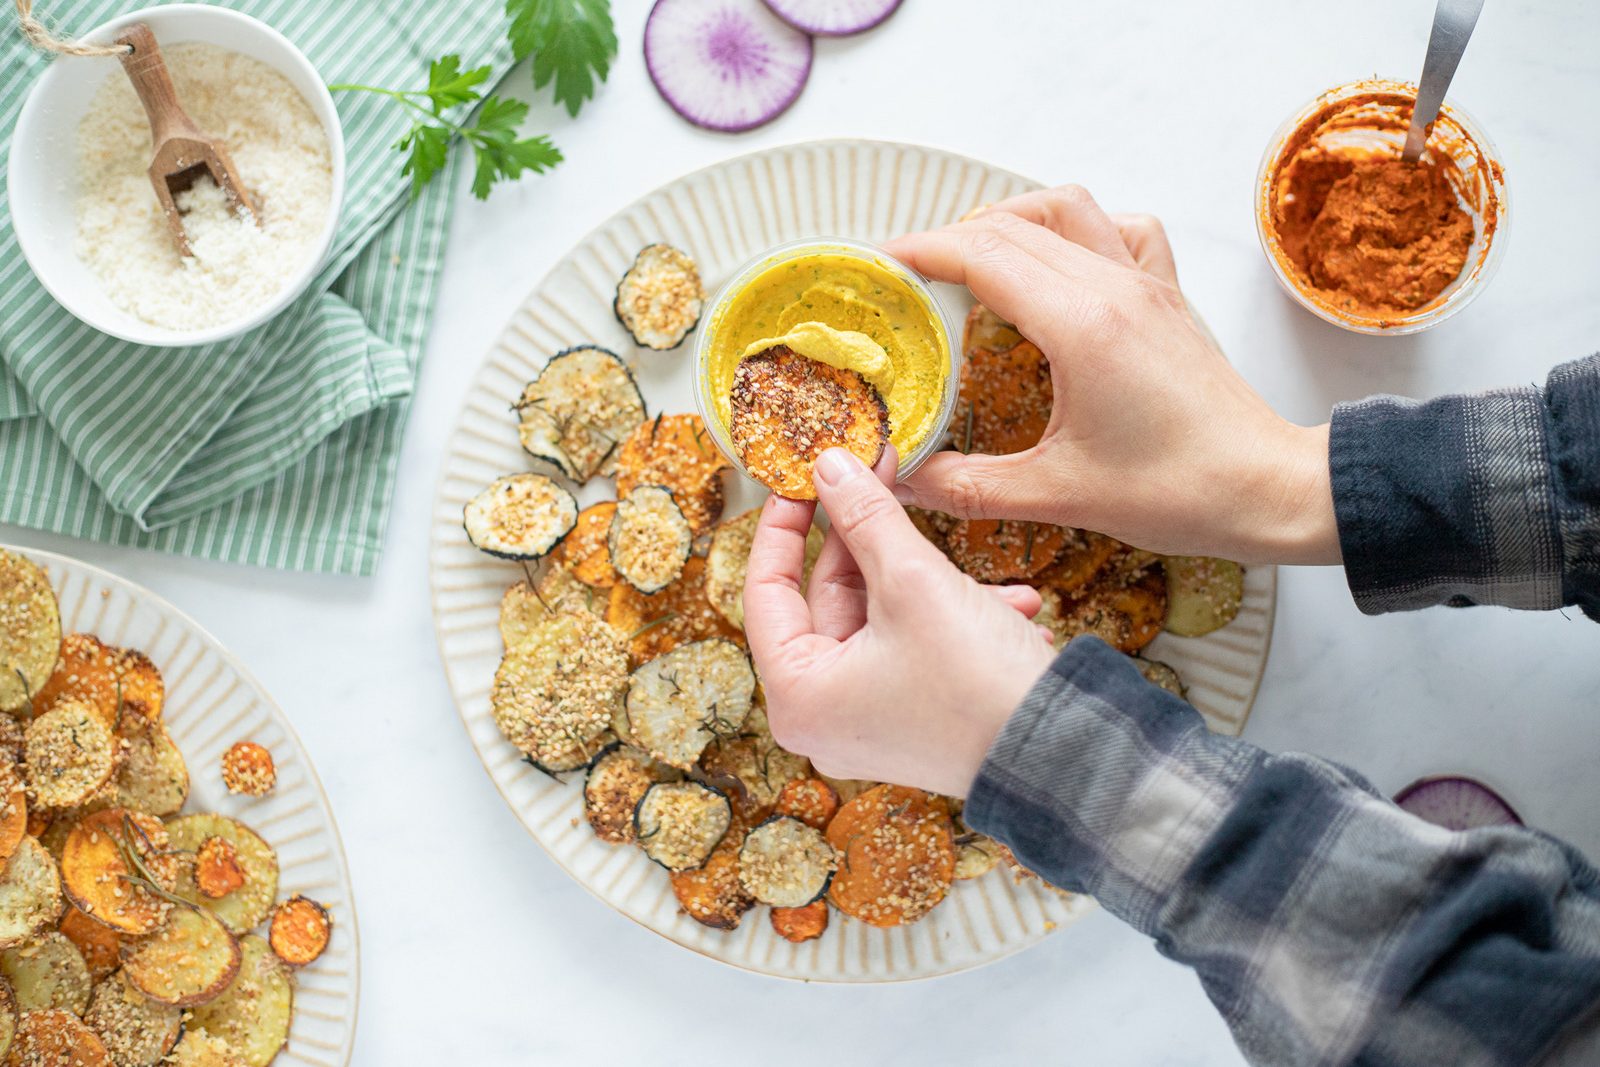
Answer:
762, 0, 902, 36
645, 0, 814, 133
1394, 775, 1522, 831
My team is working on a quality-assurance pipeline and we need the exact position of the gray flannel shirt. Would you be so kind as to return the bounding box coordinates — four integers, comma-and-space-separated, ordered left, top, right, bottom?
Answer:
966, 355, 1600, 1067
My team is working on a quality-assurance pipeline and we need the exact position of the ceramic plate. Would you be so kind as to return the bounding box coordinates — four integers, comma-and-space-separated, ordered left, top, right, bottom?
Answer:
4, 544, 359, 1062
429, 140, 1276, 982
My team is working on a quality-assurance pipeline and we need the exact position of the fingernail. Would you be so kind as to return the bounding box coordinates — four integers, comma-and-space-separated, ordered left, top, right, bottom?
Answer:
813, 448, 860, 487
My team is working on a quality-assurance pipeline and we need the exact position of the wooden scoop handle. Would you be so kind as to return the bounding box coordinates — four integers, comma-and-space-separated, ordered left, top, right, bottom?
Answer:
115, 23, 204, 145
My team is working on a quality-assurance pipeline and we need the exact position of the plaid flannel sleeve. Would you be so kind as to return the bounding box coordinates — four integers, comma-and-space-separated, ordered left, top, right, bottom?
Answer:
965, 638, 1600, 1067
1331, 354, 1600, 620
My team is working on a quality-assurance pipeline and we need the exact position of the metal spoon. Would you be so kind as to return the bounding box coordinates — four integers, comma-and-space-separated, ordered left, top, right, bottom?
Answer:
1402, 0, 1487, 162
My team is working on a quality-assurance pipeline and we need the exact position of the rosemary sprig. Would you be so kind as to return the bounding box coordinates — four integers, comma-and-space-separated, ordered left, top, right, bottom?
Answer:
628, 613, 679, 641
114, 815, 194, 911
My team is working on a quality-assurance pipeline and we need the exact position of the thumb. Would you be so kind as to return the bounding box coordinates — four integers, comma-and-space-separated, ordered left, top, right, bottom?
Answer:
893, 449, 1049, 521
812, 447, 930, 581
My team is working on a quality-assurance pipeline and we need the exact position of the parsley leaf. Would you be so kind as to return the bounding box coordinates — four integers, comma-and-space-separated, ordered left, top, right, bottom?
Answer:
505, 0, 618, 117
424, 55, 492, 115
464, 97, 564, 200
398, 123, 452, 201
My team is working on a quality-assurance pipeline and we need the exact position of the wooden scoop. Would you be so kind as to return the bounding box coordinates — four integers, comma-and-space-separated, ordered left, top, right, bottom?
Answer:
114, 23, 256, 257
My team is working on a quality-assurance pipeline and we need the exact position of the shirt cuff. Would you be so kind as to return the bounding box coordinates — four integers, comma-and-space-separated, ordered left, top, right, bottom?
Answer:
1330, 387, 1565, 615
964, 637, 1246, 933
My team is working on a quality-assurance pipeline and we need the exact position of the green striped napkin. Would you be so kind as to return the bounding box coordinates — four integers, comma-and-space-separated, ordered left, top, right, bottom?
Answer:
0, 0, 513, 574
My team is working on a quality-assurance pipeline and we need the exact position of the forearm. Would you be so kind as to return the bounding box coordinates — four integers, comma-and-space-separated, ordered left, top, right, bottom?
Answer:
1331, 353, 1600, 620
965, 638, 1600, 1067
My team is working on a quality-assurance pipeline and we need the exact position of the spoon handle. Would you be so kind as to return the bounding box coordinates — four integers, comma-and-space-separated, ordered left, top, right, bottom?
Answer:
1403, 0, 1487, 162
115, 23, 204, 147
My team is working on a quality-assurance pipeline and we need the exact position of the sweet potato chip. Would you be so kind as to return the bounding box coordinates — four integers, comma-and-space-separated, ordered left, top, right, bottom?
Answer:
31, 634, 120, 730
825, 785, 954, 927
954, 340, 1052, 456
729, 348, 889, 501
605, 557, 743, 667
962, 303, 1023, 357
614, 414, 730, 534
770, 899, 829, 943
112, 649, 164, 723
554, 502, 620, 588
267, 895, 330, 968
946, 519, 1070, 583
1035, 530, 1122, 595
1058, 568, 1169, 654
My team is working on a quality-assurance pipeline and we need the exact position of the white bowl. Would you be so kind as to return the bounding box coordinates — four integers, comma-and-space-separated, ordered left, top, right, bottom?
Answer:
8, 4, 346, 348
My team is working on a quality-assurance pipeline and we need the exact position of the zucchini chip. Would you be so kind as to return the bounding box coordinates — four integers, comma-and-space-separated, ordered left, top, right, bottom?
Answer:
121, 907, 240, 1007
267, 895, 330, 968
614, 414, 731, 535
555, 502, 620, 588
219, 742, 275, 798
670, 817, 753, 930
945, 519, 1069, 583
0, 931, 91, 1014
165, 815, 279, 936
463, 473, 578, 561
32, 633, 121, 730
625, 638, 756, 769
0, 979, 13, 1059
491, 611, 630, 766
186, 935, 291, 1067
7, 1009, 112, 1066
528, 729, 615, 776
110, 718, 188, 818
699, 703, 810, 817
614, 243, 704, 351
605, 557, 742, 669
704, 508, 824, 630
84, 971, 183, 1067
0, 549, 61, 716
499, 570, 601, 653
0, 762, 26, 869
0, 837, 61, 949
515, 345, 646, 482
1058, 568, 1169, 654
738, 816, 836, 908
770, 899, 829, 944
1163, 556, 1245, 637
24, 702, 117, 811
168, 1032, 242, 1067
953, 339, 1052, 456
634, 781, 731, 872
1134, 657, 1187, 698
826, 785, 955, 927
62, 811, 178, 936
608, 486, 692, 595
729, 347, 889, 500
584, 746, 676, 845
773, 778, 839, 831
949, 805, 1000, 881
59, 909, 120, 984
962, 302, 1024, 358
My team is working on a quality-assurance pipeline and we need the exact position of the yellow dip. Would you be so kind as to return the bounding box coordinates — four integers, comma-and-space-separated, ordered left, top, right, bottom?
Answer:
706, 252, 949, 457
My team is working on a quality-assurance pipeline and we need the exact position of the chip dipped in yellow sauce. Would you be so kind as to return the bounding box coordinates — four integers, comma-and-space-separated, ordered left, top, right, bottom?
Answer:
705, 252, 950, 460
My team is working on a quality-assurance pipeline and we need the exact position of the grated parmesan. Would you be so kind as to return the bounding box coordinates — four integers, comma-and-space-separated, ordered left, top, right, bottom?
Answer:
74, 43, 332, 331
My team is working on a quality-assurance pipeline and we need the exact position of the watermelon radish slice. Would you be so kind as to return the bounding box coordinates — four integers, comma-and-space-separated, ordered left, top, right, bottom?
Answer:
1394, 775, 1522, 831
645, 0, 814, 132
763, 0, 902, 36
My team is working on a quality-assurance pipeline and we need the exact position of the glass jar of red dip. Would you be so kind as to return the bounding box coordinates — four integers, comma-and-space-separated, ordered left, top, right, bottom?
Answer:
1255, 78, 1509, 335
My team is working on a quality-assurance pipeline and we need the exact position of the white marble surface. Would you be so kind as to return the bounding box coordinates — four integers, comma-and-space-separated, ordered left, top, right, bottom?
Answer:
6, 1, 1600, 1063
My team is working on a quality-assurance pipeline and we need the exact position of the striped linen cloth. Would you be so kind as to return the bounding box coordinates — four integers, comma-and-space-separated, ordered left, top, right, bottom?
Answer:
0, 0, 511, 574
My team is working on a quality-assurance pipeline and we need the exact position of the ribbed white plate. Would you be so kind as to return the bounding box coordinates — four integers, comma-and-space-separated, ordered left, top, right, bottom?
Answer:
429, 140, 1276, 982
4, 545, 359, 1062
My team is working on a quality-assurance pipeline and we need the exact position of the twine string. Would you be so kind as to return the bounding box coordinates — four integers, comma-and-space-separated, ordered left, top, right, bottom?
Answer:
14, 0, 131, 56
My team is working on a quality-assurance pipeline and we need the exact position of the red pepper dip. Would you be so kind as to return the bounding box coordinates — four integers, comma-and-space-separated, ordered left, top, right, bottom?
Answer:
1261, 82, 1503, 325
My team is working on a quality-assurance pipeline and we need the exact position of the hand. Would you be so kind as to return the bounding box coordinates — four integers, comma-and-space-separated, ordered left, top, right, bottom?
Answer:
886, 186, 1341, 566
744, 446, 1058, 797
